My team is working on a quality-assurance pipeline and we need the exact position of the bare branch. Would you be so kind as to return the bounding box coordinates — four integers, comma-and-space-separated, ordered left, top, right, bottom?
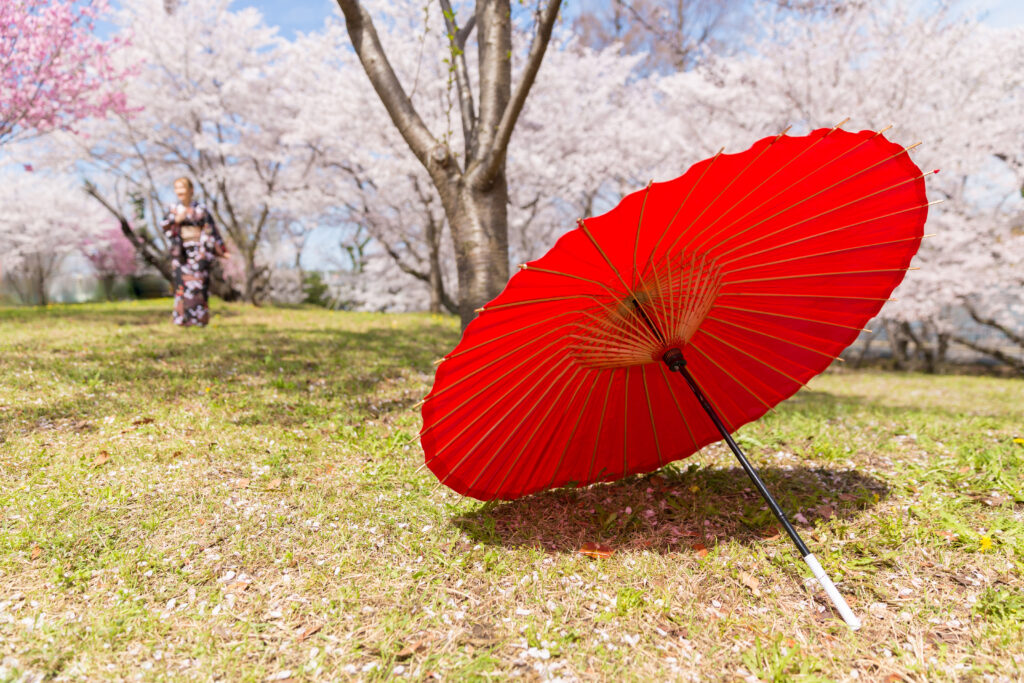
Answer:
439, 0, 477, 158
379, 239, 458, 314
335, 0, 441, 167
457, 14, 477, 47
83, 181, 174, 282
948, 334, 1024, 374
963, 300, 1024, 347
475, 0, 562, 187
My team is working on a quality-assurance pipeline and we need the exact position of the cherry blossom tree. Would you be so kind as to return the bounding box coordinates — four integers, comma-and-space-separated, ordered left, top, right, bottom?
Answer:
40, 0, 324, 303
573, 0, 745, 73
291, 11, 670, 314
573, 0, 843, 75
80, 226, 138, 299
333, 0, 563, 328
0, 169, 107, 305
655, 0, 1024, 371
0, 0, 129, 146
505, 41, 671, 262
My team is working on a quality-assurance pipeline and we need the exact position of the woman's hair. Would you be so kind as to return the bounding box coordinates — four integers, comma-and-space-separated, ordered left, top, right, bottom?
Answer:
173, 176, 194, 191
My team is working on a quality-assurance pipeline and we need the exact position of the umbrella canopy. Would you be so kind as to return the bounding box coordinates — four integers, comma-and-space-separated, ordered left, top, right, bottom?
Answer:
422, 125, 931, 502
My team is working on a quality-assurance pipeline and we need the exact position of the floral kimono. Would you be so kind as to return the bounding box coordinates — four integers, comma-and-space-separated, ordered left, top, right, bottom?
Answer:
161, 201, 227, 326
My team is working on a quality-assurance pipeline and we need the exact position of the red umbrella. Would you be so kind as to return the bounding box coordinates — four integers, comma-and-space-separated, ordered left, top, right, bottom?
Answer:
421, 125, 933, 628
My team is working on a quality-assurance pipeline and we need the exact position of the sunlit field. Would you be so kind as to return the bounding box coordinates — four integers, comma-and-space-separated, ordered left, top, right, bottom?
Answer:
1, 301, 1021, 681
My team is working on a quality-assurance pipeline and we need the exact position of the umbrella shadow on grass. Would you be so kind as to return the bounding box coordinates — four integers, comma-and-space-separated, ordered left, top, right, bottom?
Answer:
451, 464, 889, 554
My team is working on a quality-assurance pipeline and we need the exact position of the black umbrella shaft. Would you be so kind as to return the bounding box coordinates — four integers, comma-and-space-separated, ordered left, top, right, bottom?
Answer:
662, 349, 811, 558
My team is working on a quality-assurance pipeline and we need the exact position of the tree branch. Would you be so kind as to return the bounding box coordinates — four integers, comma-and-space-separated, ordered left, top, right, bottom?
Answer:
963, 300, 1024, 347
475, 0, 562, 187
948, 334, 1024, 374
83, 181, 173, 282
334, 0, 441, 167
379, 239, 458, 315
439, 0, 477, 158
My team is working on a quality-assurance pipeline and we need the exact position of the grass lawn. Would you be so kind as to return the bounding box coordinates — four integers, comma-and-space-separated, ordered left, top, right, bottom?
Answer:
1, 300, 1022, 681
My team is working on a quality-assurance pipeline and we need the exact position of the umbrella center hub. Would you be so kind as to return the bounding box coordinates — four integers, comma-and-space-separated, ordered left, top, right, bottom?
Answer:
569, 255, 723, 369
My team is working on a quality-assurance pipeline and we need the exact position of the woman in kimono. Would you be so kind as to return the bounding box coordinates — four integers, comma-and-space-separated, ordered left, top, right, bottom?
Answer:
161, 177, 228, 326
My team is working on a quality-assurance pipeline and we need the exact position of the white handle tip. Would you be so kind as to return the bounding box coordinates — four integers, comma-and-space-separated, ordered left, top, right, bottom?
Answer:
804, 553, 861, 630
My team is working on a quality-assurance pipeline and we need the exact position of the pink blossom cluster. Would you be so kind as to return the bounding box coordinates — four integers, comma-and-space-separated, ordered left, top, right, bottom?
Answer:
0, 0, 130, 144
80, 225, 137, 277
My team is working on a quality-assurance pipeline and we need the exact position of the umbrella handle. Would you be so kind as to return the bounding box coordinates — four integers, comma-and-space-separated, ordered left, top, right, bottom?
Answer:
662, 348, 862, 630
804, 553, 862, 630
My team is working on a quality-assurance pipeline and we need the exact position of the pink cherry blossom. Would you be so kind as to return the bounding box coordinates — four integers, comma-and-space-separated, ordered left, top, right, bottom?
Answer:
1, 0, 131, 145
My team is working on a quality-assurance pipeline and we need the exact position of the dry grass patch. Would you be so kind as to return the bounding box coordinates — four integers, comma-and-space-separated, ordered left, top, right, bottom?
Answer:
1, 301, 1021, 681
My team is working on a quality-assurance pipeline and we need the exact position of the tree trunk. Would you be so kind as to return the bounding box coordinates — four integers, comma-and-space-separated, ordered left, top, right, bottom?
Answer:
885, 320, 911, 370
334, 0, 561, 329
851, 331, 875, 369
33, 257, 48, 306
425, 207, 445, 314
101, 275, 116, 301
444, 175, 510, 326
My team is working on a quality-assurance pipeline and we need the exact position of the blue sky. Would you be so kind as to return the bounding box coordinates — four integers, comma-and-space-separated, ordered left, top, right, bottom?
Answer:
980, 0, 1024, 25
238, 0, 1024, 39
235, 0, 337, 37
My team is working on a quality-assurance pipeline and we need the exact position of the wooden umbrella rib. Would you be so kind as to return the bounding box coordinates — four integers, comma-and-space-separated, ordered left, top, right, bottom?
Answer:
656, 362, 701, 452
648, 253, 680, 342
566, 329, 646, 351
723, 267, 916, 286
622, 367, 631, 477
426, 323, 578, 404
686, 340, 765, 425
698, 326, 816, 386
566, 333, 649, 354
704, 314, 846, 359
579, 221, 633, 294
715, 172, 935, 263
469, 363, 583, 492
547, 368, 601, 489
673, 252, 723, 342
426, 349, 571, 457
483, 292, 660, 354
575, 303, 667, 347
717, 201, 935, 268
482, 294, 595, 311
577, 295, 665, 349
669, 250, 699, 341
579, 220, 667, 344
444, 309, 578, 361
481, 365, 586, 494
641, 367, 664, 467
693, 130, 900, 254
713, 304, 870, 331
684, 253, 713, 338
643, 147, 723, 275
587, 371, 617, 483
437, 356, 574, 483
717, 292, 893, 301
668, 125, 861, 259
726, 234, 927, 274
671, 129, 788, 257
500, 379, 594, 496
570, 320, 659, 360
632, 262, 666, 336
687, 339, 778, 412
568, 344, 651, 361
709, 142, 924, 257
524, 265, 624, 295
632, 182, 653, 289
422, 336, 570, 437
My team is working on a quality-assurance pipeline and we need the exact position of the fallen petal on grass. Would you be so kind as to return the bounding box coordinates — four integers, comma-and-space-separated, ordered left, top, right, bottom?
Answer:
578, 542, 615, 559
